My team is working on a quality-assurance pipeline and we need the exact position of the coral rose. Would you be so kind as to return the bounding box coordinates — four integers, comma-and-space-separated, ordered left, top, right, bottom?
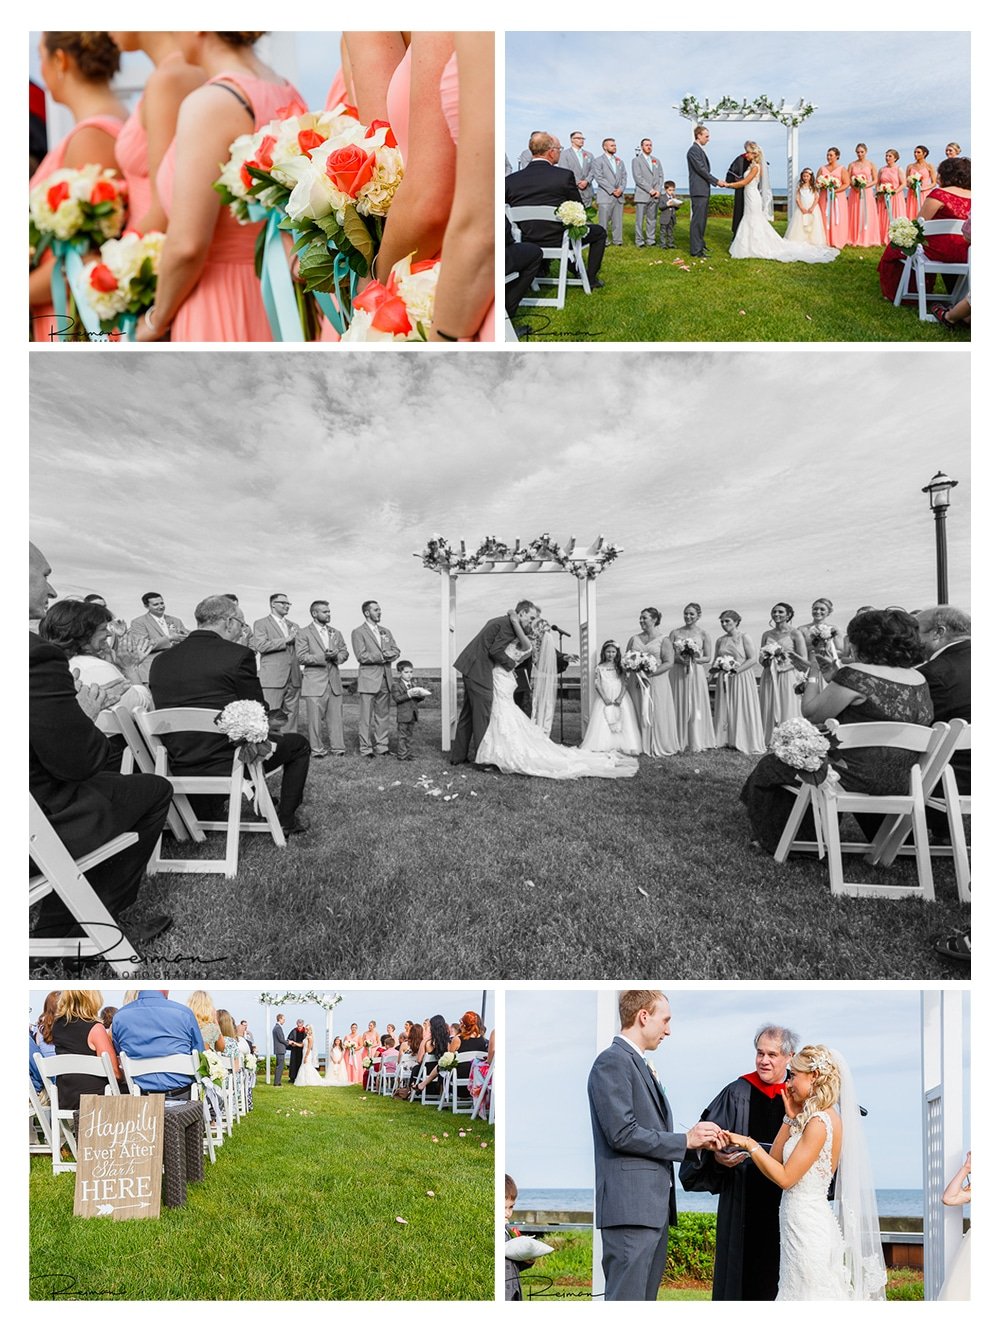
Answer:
325, 143, 375, 197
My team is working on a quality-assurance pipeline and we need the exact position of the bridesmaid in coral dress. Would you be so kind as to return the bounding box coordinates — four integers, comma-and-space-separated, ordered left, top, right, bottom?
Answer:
429, 33, 495, 342
344, 1025, 363, 1084
904, 145, 937, 220
712, 611, 766, 756
137, 32, 305, 342
876, 149, 906, 244
30, 33, 126, 340
878, 155, 970, 302
343, 32, 409, 122
108, 33, 204, 234
846, 144, 880, 247
667, 604, 717, 753
816, 147, 850, 248
757, 603, 808, 746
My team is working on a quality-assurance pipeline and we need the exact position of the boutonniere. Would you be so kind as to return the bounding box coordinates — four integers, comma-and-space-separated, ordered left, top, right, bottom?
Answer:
652, 159, 659, 165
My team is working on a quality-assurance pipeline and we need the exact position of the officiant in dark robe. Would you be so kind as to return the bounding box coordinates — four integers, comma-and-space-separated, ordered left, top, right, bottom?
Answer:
679, 1025, 796, 1300
727, 146, 753, 234
287, 1020, 308, 1083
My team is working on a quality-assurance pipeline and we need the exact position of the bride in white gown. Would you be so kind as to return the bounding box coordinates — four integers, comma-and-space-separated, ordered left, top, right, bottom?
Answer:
721, 1044, 886, 1301
294, 1025, 326, 1086
729, 144, 839, 264
475, 611, 638, 779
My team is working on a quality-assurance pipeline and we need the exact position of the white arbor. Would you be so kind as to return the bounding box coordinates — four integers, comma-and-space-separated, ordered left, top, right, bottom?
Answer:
260, 990, 342, 1083
418, 534, 623, 753
675, 95, 817, 220
921, 991, 967, 1299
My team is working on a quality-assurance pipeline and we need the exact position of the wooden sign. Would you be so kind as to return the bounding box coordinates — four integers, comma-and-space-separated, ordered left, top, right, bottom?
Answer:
73, 1093, 163, 1220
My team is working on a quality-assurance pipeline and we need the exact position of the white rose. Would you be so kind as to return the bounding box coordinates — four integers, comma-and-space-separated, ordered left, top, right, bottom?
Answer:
218, 133, 257, 198
81, 261, 128, 320
283, 158, 350, 223
341, 307, 407, 343
394, 258, 439, 329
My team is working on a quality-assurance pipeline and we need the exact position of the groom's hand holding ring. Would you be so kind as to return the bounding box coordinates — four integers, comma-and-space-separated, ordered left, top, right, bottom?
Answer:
686, 1120, 724, 1149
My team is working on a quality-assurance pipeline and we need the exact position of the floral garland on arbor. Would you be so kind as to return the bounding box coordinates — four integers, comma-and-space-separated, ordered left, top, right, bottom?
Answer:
420, 533, 623, 581
679, 94, 816, 128
260, 991, 343, 1010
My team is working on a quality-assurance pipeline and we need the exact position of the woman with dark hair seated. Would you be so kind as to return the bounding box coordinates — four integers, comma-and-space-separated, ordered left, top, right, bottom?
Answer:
412, 1014, 453, 1097
878, 155, 971, 302
741, 608, 932, 854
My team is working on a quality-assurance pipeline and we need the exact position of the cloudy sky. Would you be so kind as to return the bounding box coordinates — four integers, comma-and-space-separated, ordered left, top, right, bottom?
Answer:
29, 986, 493, 1056
30, 350, 969, 665
507, 987, 970, 1192
506, 31, 971, 188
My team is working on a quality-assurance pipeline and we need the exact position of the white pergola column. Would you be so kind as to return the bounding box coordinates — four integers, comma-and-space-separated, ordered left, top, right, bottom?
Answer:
921, 991, 965, 1300
577, 575, 598, 728
264, 1003, 272, 1083
787, 124, 799, 220
440, 571, 458, 753
591, 990, 619, 1300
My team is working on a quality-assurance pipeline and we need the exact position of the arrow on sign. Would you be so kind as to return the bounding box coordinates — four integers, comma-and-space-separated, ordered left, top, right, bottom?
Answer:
95, 1201, 151, 1215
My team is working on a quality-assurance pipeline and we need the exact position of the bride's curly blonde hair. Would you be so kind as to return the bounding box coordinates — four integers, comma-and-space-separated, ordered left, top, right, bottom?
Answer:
788, 1044, 841, 1129
744, 142, 764, 166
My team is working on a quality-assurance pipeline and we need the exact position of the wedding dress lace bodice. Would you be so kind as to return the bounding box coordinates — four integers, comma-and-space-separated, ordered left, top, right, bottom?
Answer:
776, 1111, 853, 1300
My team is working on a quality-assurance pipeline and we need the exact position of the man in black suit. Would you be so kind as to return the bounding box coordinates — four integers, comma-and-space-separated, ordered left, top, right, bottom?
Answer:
450, 601, 539, 764
504, 215, 545, 329
29, 542, 173, 943
287, 1019, 308, 1083
916, 605, 971, 826
505, 132, 607, 288
148, 594, 310, 836
726, 142, 754, 235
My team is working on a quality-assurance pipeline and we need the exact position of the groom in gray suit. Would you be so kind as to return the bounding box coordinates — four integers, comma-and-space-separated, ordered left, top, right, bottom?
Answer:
686, 125, 725, 258
588, 990, 723, 1301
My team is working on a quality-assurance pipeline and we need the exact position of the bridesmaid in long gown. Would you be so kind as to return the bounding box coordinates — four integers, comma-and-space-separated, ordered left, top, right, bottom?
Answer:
796, 598, 845, 668
876, 150, 906, 244
712, 610, 765, 756
108, 33, 204, 234
343, 1024, 363, 1084
846, 144, 880, 246
816, 147, 850, 248
904, 145, 937, 219
136, 32, 305, 342
667, 604, 716, 752
758, 602, 808, 745
30, 33, 126, 340
626, 608, 680, 757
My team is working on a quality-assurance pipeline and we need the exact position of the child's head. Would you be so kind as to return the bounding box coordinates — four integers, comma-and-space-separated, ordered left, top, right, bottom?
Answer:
600, 639, 622, 672
799, 168, 814, 187
664, 179, 675, 191
505, 1173, 517, 1218
396, 659, 413, 676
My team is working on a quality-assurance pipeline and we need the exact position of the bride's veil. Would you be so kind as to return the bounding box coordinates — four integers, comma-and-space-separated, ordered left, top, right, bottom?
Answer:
759, 154, 775, 221
531, 629, 558, 736
830, 1048, 887, 1300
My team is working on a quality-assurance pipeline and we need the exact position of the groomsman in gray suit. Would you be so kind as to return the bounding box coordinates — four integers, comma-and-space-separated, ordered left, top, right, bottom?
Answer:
588, 990, 723, 1301
559, 131, 595, 206
252, 593, 301, 733
631, 139, 663, 247
295, 601, 350, 758
593, 138, 626, 245
130, 592, 188, 682
351, 600, 400, 758
686, 124, 725, 257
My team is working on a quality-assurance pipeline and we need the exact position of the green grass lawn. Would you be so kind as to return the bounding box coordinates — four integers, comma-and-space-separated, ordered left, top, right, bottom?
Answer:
37, 696, 969, 982
517, 1228, 923, 1300
29, 1082, 493, 1301
514, 206, 969, 342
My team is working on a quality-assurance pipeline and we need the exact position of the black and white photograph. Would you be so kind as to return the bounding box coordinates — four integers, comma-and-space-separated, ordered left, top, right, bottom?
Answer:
29, 349, 969, 982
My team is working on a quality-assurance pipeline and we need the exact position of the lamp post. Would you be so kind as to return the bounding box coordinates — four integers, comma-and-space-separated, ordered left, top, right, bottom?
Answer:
921, 471, 958, 604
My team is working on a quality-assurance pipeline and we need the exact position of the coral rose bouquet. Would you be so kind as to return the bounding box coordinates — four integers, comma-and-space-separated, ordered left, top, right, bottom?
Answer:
30, 165, 127, 258
341, 252, 440, 342
80, 230, 165, 333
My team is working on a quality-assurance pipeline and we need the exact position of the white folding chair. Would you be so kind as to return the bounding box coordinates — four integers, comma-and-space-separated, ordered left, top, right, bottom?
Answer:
893, 220, 969, 322
119, 1048, 217, 1161
506, 206, 592, 310
136, 707, 286, 877
447, 1051, 479, 1114
470, 1061, 493, 1122
106, 702, 200, 842
29, 795, 140, 976
29, 1078, 53, 1155
868, 719, 970, 902
378, 1055, 399, 1096
32, 1050, 120, 1175
504, 273, 520, 341
217, 1054, 238, 1133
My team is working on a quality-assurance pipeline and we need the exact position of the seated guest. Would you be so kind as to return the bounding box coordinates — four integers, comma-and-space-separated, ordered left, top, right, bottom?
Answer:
505, 131, 607, 290
100, 1005, 117, 1029
29, 543, 173, 944
51, 989, 124, 1110
38, 598, 153, 767
216, 1009, 242, 1067
30, 1031, 46, 1096
412, 1014, 453, 1097
878, 155, 971, 302
111, 988, 204, 1096
916, 605, 971, 830
454, 1010, 489, 1054
33, 991, 61, 1057
147, 594, 310, 837
187, 989, 224, 1052
504, 215, 545, 329
741, 608, 932, 853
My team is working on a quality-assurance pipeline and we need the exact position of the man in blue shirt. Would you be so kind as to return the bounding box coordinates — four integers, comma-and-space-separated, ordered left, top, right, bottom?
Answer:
112, 990, 203, 1094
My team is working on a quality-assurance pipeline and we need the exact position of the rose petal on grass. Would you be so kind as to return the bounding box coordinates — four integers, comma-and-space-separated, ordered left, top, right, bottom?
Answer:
395, 1216, 408, 1225
426, 1190, 435, 1197
738, 309, 746, 316
431, 1135, 439, 1142
480, 1142, 488, 1148
637, 887, 649, 898
524, 879, 535, 888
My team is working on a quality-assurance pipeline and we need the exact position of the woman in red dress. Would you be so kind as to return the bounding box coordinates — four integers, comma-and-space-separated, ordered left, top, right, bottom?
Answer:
878, 155, 970, 302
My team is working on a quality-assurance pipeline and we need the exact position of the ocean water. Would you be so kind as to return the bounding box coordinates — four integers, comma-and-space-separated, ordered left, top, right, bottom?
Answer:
518, 1186, 924, 1218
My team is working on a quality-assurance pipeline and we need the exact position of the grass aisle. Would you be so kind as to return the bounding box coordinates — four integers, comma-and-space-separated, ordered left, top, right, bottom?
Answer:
30, 1083, 494, 1301
67, 699, 968, 982
515, 210, 969, 342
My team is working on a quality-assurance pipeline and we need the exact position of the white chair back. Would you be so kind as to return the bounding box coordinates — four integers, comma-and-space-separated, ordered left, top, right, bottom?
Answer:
506, 205, 593, 310
32, 1050, 118, 1175
892, 219, 970, 321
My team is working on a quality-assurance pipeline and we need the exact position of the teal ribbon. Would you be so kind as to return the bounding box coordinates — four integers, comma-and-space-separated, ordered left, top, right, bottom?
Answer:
247, 201, 305, 342
49, 237, 102, 341
312, 249, 358, 335
117, 312, 138, 341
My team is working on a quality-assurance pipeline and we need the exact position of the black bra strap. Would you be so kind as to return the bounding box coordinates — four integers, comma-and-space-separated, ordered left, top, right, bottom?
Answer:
212, 79, 254, 118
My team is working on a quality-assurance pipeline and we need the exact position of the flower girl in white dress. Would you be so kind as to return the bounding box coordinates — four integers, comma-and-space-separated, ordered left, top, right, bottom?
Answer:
580, 641, 642, 755
784, 168, 830, 248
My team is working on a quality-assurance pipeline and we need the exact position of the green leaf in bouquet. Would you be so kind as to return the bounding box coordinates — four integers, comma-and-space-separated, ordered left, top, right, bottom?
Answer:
253, 223, 268, 280
90, 201, 115, 217
212, 180, 231, 204
312, 214, 343, 243
298, 236, 335, 293
246, 165, 283, 190
340, 204, 375, 267
31, 228, 54, 266
277, 215, 299, 232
